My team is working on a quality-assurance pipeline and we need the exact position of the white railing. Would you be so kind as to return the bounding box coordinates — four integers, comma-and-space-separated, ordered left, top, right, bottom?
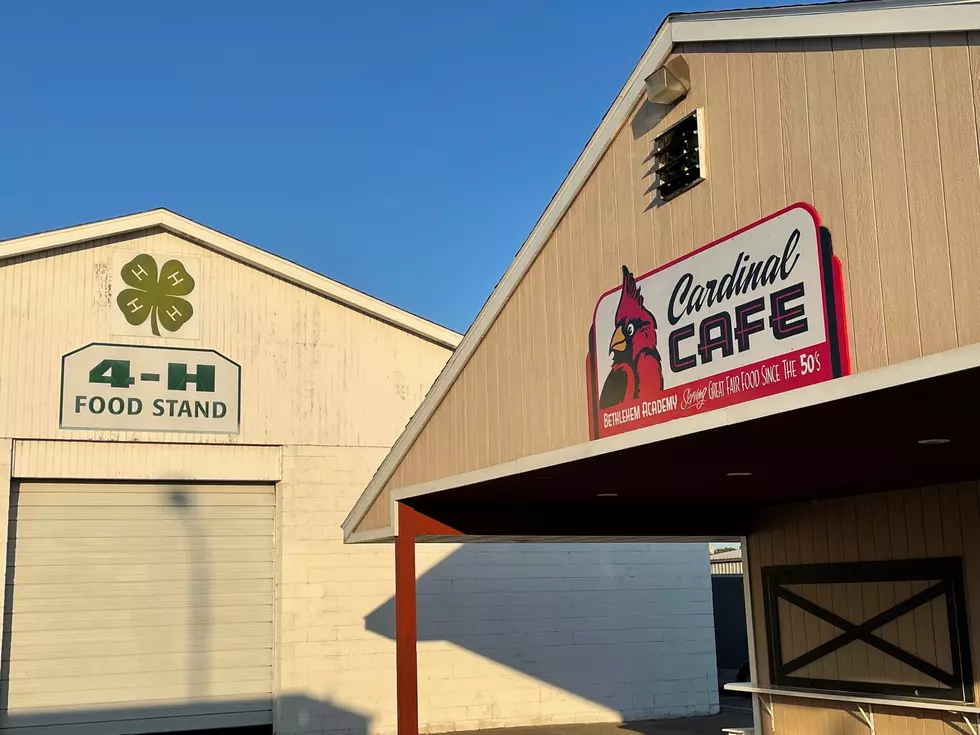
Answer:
725, 683, 980, 735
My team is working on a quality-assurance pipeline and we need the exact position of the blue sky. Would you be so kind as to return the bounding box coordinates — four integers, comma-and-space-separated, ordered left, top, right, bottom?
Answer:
2, 1, 808, 333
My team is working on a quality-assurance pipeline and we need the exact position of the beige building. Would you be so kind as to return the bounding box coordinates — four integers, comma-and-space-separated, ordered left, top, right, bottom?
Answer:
0, 211, 719, 735
343, 2, 980, 735
0, 209, 456, 735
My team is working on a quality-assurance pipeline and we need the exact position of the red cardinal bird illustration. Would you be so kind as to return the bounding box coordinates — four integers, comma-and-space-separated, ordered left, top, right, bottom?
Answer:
599, 265, 664, 409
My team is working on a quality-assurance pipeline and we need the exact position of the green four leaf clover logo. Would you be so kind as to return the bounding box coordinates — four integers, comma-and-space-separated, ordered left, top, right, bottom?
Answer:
116, 254, 195, 336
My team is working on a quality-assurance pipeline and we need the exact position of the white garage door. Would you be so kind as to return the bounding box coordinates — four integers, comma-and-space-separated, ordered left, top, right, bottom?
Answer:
2, 482, 274, 735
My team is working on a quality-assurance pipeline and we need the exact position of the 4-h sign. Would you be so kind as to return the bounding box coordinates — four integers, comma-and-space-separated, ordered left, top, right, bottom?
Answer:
586, 203, 850, 440
111, 251, 200, 339
60, 343, 241, 434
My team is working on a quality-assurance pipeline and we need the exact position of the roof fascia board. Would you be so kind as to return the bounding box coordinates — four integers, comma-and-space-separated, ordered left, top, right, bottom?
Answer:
1, 209, 460, 349
671, 0, 980, 43
387, 341, 980, 507
345, 527, 397, 543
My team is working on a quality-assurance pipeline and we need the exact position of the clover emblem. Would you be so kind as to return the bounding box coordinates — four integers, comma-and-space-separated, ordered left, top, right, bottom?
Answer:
116, 254, 195, 336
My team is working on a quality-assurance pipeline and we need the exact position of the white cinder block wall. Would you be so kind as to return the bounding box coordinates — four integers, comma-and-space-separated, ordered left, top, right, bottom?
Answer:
276, 446, 719, 735
414, 543, 719, 732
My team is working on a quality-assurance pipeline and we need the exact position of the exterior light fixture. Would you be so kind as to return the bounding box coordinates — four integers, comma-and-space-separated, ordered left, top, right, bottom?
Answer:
645, 57, 691, 105
727, 472, 752, 477
917, 438, 950, 445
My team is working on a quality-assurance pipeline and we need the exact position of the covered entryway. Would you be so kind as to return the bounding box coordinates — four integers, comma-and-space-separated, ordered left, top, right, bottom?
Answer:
349, 342, 980, 735
1, 482, 274, 734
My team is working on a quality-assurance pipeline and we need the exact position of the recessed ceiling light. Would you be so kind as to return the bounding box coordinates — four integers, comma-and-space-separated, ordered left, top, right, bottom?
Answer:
596, 493, 619, 497
917, 438, 950, 445
727, 472, 752, 477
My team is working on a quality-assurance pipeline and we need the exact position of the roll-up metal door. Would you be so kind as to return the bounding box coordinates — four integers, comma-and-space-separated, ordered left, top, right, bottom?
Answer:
1, 482, 274, 734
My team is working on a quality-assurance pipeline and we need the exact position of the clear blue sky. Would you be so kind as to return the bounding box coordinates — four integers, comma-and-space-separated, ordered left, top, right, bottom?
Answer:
2, 1, 806, 333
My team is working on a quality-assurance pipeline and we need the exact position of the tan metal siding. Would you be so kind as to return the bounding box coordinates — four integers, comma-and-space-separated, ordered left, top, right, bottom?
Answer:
3, 482, 275, 734
746, 483, 980, 733
0, 228, 450, 448
898, 35, 958, 358
360, 32, 980, 535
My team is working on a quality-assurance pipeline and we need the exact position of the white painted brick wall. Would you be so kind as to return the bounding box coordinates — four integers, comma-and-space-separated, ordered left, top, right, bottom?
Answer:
276, 446, 719, 735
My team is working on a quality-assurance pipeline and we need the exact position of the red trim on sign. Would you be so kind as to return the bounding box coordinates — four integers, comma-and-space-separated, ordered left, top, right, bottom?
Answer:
832, 256, 852, 376
586, 335, 598, 441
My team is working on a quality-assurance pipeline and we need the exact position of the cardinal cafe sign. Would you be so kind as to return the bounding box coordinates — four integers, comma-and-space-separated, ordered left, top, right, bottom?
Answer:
586, 203, 850, 440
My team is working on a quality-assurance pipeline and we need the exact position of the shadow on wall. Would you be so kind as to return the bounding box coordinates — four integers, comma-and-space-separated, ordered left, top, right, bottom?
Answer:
0, 695, 370, 735
365, 543, 718, 720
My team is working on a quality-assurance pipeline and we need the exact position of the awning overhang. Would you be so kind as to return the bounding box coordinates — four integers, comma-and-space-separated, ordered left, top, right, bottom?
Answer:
388, 344, 980, 540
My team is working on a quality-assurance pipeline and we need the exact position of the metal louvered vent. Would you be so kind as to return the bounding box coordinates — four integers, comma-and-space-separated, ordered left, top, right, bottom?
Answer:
652, 109, 705, 202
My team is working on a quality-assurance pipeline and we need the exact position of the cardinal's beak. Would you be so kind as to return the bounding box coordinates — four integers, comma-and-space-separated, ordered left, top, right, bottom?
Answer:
609, 325, 627, 353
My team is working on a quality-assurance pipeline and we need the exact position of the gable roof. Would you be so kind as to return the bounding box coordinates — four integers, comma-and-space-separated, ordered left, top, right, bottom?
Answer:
0, 208, 461, 350
342, 0, 980, 540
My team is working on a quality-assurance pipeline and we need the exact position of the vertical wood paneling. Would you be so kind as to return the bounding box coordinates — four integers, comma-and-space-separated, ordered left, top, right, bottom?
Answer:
562, 193, 592, 448
863, 35, 923, 366
541, 232, 568, 452
796, 509, 824, 680
825, 494, 852, 683
776, 40, 814, 206
804, 38, 855, 360
531, 247, 565, 452
492, 303, 514, 466
667, 172, 694, 261
751, 484, 980, 733
833, 36, 888, 372
520, 260, 546, 457
598, 153, 621, 286
612, 123, 639, 272
896, 34, 957, 356
506, 290, 526, 463
932, 33, 980, 346
483, 323, 502, 468
957, 482, 980, 701
582, 175, 605, 327
657, 54, 699, 260
632, 114, 659, 275
752, 40, 787, 215
683, 47, 715, 251
887, 490, 920, 689
728, 42, 762, 228
703, 44, 737, 236
456, 353, 474, 473
840, 497, 872, 682
869, 492, 901, 685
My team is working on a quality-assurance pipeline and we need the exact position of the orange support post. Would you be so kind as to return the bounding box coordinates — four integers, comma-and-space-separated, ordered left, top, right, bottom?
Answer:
394, 503, 461, 735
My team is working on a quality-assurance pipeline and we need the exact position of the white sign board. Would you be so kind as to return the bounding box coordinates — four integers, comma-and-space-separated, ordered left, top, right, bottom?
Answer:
60, 343, 241, 434
588, 203, 848, 439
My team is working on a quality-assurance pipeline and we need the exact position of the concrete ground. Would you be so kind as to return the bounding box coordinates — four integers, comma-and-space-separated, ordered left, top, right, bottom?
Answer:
454, 696, 754, 735
190, 695, 754, 735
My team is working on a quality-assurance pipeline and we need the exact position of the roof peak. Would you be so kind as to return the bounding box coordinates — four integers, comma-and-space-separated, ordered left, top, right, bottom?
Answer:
0, 208, 460, 350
